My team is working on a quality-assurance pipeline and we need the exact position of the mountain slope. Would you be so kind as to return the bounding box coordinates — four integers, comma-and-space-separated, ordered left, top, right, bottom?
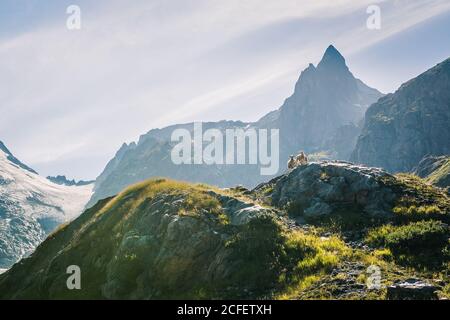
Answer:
413, 155, 450, 188
88, 46, 382, 206
351, 58, 450, 172
1, 162, 448, 299
0, 141, 37, 174
0, 141, 93, 268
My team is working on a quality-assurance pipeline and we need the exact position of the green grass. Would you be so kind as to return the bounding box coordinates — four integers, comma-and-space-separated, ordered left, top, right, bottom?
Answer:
223, 216, 288, 297
93, 178, 243, 228
425, 158, 450, 186
365, 220, 449, 269
390, 174, 449, 211
286, 201, 386, 232
275, 231, 351, 299
393, 204, 446, 223
221, 216, 357, 299
441, 283, 450, 299
377, 173, 449, 220
276, 231, 411, 300
178, 192, 229, 225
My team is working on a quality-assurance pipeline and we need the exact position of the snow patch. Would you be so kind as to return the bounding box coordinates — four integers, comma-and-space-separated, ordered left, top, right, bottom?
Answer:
0, 148, 93, 268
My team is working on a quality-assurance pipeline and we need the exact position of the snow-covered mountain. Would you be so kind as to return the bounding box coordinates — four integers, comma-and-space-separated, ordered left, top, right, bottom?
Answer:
0, 141, 93, 269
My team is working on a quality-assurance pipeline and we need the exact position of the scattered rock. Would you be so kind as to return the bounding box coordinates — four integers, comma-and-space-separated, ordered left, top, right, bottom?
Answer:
387, 279, 439, 300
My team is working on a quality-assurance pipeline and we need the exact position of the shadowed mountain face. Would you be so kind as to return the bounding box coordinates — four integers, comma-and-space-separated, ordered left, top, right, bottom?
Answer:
351, 58, 450, 173
88, 46, 382, 207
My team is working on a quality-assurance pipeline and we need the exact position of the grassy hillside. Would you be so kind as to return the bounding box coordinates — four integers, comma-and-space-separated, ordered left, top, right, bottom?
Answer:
425, 158, 450, 188
0, 164, 449, 300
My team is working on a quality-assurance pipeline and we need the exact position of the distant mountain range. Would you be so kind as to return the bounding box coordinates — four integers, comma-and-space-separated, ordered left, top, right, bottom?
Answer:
47, 175, 94, 187
0, 141, 93, 269
88, 45, 383, 207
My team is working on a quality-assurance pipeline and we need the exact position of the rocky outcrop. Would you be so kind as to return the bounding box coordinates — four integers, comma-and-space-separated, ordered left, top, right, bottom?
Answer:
351, 58, 450, 173
264, 161, 397, 219
413, 155, 450, 188
387, 279, 439, 300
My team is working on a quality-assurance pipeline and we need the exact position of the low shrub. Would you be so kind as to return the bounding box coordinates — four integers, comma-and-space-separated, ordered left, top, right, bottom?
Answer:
393, 205, 443, 223
365, 220, 449, 269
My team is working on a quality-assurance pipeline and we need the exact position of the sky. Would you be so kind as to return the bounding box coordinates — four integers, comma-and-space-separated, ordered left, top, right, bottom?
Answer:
1, 0, 449, 180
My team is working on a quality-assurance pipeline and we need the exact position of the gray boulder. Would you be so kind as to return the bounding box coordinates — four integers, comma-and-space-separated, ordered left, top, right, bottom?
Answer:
267, 161, 397, 219
387, 279, 439, 300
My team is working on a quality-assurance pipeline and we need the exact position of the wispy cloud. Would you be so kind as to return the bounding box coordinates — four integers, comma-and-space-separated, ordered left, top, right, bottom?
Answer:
0, 0, 448, 179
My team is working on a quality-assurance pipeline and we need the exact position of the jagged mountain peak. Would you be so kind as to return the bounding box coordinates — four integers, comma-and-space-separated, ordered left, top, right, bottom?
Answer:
293, 45, 353, 94
276, 45, 382, 153
294, 46, 346, 77
317, 45, 345, 67
323, 44, 344, 59
317, 44, 348, 72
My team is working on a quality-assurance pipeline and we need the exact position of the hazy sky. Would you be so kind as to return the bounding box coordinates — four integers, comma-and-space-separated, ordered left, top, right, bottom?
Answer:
1, 0, 450, 180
